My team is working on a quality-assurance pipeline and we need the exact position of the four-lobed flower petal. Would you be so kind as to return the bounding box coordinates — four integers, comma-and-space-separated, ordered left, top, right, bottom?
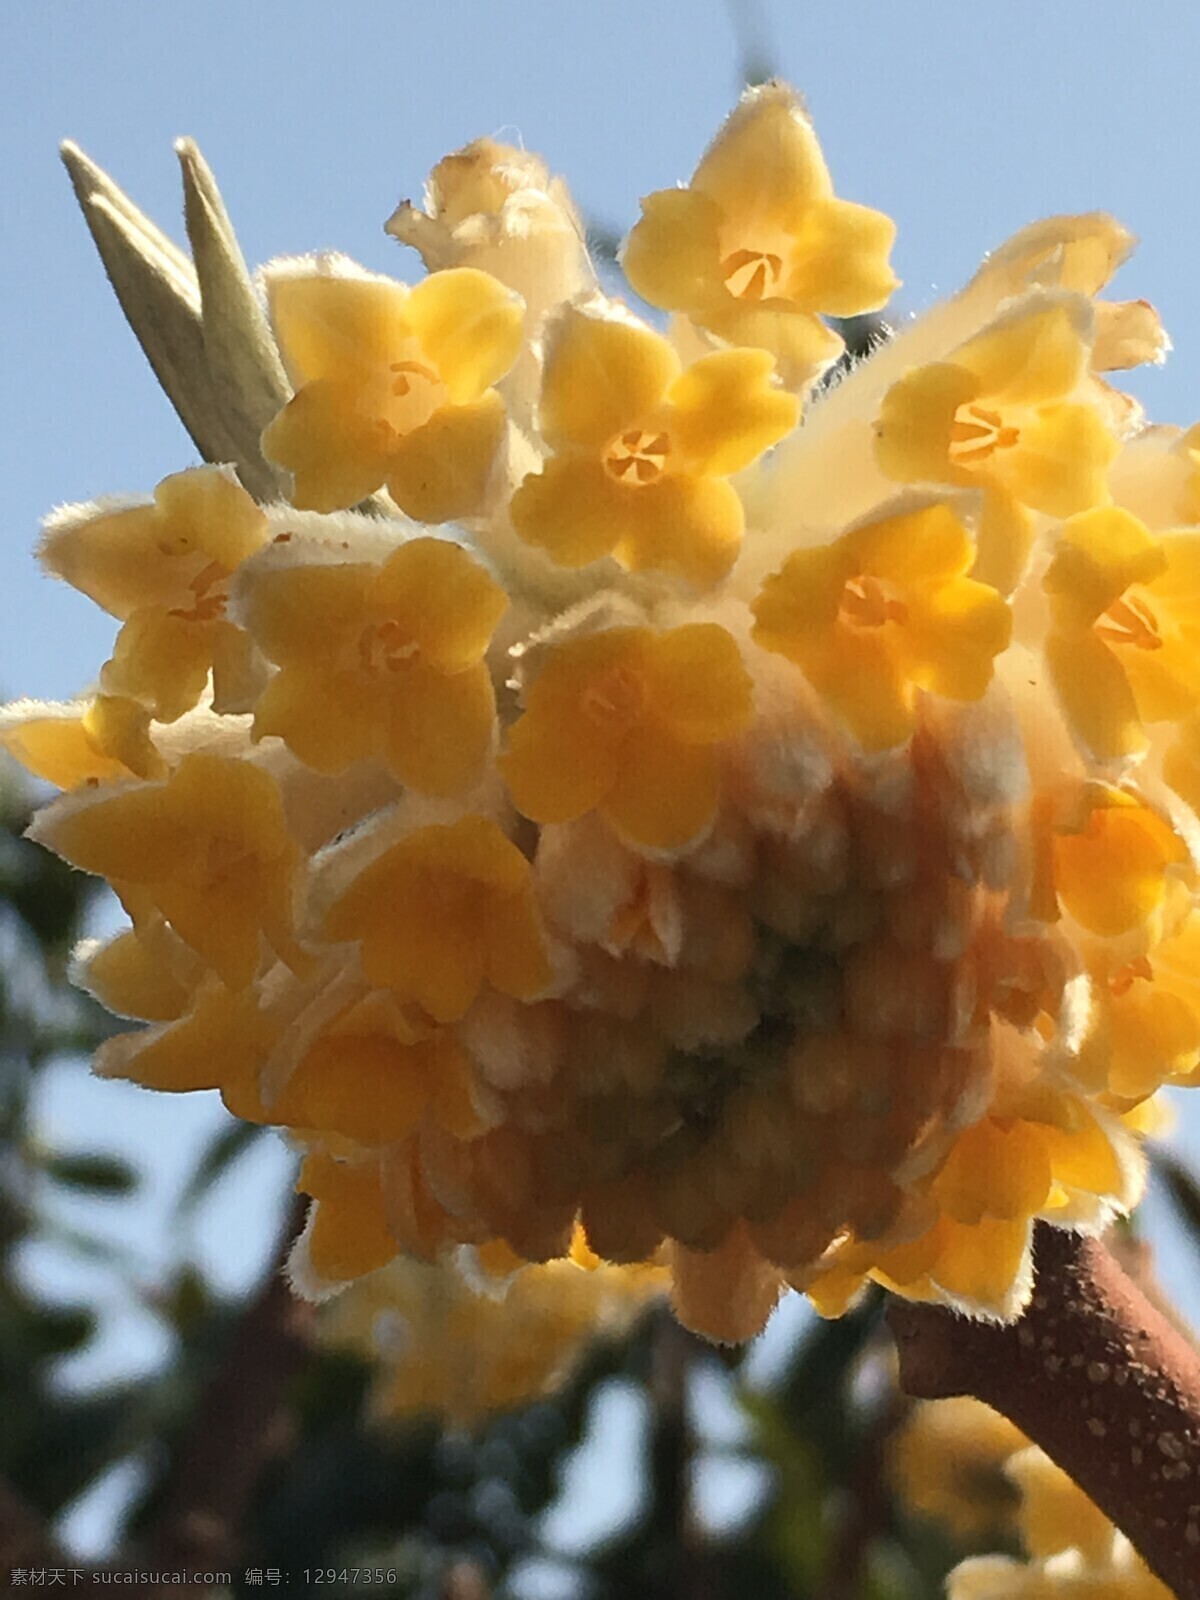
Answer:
261, 257, 523, 519
241, 534, 507, 795
752, 499, 1012, 749
874, 296, 1120, 528
321, 816, 554, 1023
500, 624, 755, 851
511, 304, 797, 587
1043, 505, 1200, 760
40, 465, 270, 722
31, 753, 301, 989
622, 82, 898, 387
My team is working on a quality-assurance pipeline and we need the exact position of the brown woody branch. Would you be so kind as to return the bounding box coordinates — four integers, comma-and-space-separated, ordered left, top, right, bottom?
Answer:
141, 1194, 313, 1578
888, 1221, 1200, 1599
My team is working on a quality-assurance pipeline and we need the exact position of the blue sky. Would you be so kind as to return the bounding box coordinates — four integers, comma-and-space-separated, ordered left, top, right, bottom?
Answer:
6, 0, 1200, 1559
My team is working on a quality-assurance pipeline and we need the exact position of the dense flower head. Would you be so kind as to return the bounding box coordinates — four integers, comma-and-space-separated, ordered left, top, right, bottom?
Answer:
11, 82, 1200, 1361
319, 1226, 667, 1424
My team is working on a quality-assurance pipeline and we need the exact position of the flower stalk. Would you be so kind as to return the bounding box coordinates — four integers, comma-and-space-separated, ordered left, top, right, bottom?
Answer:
888, 1221, 1200, 1597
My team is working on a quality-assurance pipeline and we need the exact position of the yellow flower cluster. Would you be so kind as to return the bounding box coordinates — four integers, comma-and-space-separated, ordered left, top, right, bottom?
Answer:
319, 1226, 666, 1425
8, 81, 1198, 1347
892, 1397, 1172, 1597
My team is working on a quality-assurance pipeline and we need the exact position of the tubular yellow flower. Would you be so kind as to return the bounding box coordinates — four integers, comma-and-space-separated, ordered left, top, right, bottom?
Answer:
261, 257, 523, 518
751, 498, 1012, 750
40, 465, 269, 721
268, 1018, 485, 1147
319, 1228, 666, 1425
874, 295, 1119, 533
889, 1396, 1027, 1540
944, 1438, 1173, 1599
511, 303, 796, 586
241, 534, 507, 795
296, 1150, 401, 1284
1043, 506, 1200, 761
500, 623, 754, 851
322, 816, 553, 1023
1051, 787, 1191, 944
0, 694, 163, 785
31, 753, 301, 989
622, 81, 897, 386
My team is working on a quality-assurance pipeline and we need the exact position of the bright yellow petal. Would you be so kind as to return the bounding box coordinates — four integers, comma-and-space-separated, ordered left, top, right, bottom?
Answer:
361, 902, 486, 1022
874, 362, 978, 486
614, 473, 744, 588
276, 1033, 434, 1144
932, 1118, 1053, 1225
1043, 506, 1164, 631
269, 270, 412, 384
1054, 799, 1183, 935
782, 196, 898, 315
798, 626, 916, 751
262, 378, 394, 511
602, 727, 720, 850
1035, 1103, 1125, 1199
84, 930, 192, 1022
484, 888, 556, 1001
902, 579, 1012, 701
998, 402, 1118, 518
252, 668, 379, 773
853, 501, 974, 586
620, 188, 725, 314
955, 302, 1088, 404
40, 786, 187, 882
83, 696, 165, 780
155, 867, 271, 989
242, 561, 373, 666
665, 349, 798, 476
376, 538, 507, 671
405, 267, 524, 404
40, 467, 265, 618
754, 548, 858, 664
1046, 630, 1144, 761
500, 709, 618, 824
970, 489, 1035, 597
167, 753, 295, 864
691, 83, 833, 215
701, 301, 844, 388
102, 610, 214, 722
106, 984, 267, 1095
539, 308, 679, 452
510, 455, 626, 568
152, 466, 270, 574
386, 392, 506, 523
0, 702, 149, 788
927, 1215, 1032, 1315
301, 1154, 398, 1282
642, 624, 755, 744
382, 661, 496, 796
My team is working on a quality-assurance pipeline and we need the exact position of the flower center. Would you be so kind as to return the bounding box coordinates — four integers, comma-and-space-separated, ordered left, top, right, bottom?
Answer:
203, 834, 252, 888
167, 560, 229, 624
720, 246, 785, 301
582, 664, 647, 729
948, 403, 1021, 465
386, 357, 444, 435
604, 429, 670, 486
1110, 954, 1154, 997
1094, 592, 1163, 651
359, 618, 420, 674
839, 575, 909, 629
